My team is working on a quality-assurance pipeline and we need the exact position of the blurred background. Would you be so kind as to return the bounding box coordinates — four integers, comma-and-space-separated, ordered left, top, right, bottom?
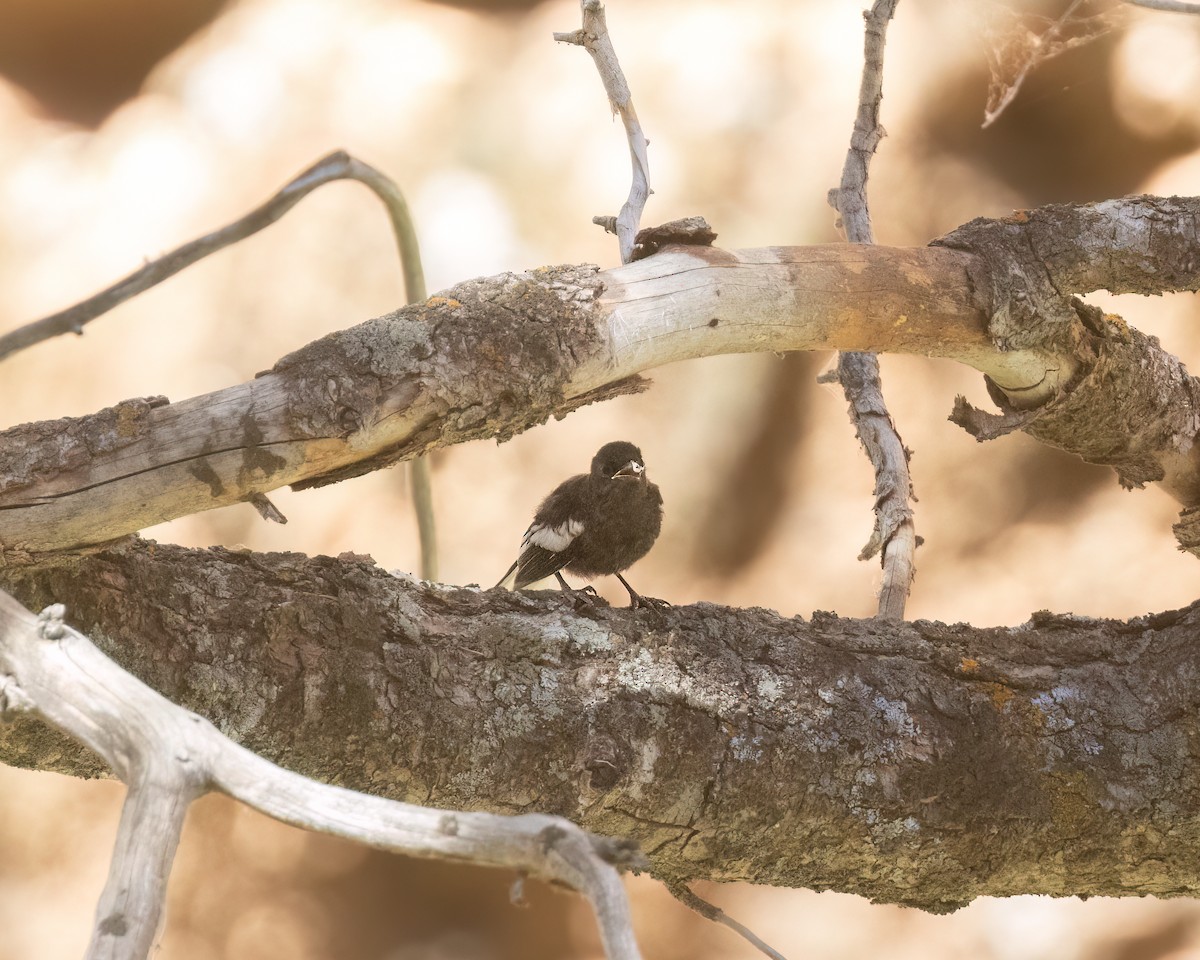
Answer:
1, 0, 1199, 956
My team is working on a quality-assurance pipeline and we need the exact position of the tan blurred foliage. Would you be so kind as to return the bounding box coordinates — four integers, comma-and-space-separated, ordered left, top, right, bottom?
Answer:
2, 0, 1200, 957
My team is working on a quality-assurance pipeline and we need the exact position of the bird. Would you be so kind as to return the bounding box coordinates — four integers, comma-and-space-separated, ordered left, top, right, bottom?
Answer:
496, 441, 665, 609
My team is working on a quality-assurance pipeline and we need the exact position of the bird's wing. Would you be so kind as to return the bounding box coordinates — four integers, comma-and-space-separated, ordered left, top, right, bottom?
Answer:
493, 558, 520, 589
512, 476, 588, 589
513, 519, 584, 588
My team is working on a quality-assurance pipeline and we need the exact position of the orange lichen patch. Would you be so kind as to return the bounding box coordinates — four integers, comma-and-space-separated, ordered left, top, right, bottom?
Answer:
426, 296, 463, 309
986, 682, 1015, 712
1004, 209, 1031, 223
959, 657, 979, 674
1103, 312, 1131, 340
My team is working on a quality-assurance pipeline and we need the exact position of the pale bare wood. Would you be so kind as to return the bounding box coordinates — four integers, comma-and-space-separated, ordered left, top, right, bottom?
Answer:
5, 190, 1200, 557
0, 244, 1071, 556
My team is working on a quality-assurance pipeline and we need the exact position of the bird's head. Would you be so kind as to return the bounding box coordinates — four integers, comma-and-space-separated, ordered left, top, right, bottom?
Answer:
591, 441, 646, 482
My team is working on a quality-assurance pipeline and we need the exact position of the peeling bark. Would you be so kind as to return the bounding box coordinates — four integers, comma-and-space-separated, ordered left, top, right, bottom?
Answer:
4, 540, 1200, 911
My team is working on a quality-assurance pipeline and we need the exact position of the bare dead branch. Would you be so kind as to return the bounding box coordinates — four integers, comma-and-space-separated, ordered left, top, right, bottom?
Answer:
830, 0, 899, 247
0, 151, 421, 364
665, 882, 790, 960
825, 351, 916, 618
555, 0, 651, 263
0, 588, 645, 960
0, 245, 1027, 556
90, 773, 197, 959
4, 192, 1200, 555
829, 0, 916, 620
1124, 0, 1200, 14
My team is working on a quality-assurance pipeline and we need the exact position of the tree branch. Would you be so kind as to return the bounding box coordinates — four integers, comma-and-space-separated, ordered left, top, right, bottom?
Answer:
555, 0, 650, 264
0, 150, 424, 365
4, 540, 1200, 911
0, 148, 443, 578
829, 0, 916, 620
0, 587, 645, 960
1125, 0, 1200, 13
3, 196, 1200, 556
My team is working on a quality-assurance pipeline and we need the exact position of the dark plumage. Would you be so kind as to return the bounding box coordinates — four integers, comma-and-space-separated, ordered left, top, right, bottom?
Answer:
497, 441, 665, 608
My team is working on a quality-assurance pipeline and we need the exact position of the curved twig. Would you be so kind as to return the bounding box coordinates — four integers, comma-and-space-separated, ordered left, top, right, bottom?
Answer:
555, 0, 650, 264
0, 152, 406, 362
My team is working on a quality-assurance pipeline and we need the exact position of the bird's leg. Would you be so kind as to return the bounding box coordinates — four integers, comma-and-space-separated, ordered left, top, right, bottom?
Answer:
555, 572, 601, 608
615, 573, 670, 611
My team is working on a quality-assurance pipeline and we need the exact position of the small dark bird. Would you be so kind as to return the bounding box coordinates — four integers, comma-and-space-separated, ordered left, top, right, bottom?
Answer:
497, 441, 665, 608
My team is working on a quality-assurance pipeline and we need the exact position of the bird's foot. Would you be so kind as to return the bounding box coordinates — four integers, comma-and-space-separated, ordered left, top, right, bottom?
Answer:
571, 585, 607, 610
628, 592, 670, 612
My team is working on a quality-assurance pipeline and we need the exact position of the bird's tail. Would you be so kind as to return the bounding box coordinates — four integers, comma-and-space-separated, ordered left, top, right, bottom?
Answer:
494, 560, 518, 590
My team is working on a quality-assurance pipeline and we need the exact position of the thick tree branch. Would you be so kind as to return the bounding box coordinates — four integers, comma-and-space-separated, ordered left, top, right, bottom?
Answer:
0, 588, 645, 960
2, 196, 1199, 557
3, 540, 1200, 911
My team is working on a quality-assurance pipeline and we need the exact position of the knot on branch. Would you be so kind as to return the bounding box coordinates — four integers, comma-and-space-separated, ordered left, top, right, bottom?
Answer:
933, 196, 1200, 352
628, 217, 717, 262
932, 213, 1082, 353
951, 305, 1200, 490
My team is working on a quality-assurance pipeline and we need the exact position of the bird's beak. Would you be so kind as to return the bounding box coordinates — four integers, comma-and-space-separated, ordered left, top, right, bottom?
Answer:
612, 460, 644, 479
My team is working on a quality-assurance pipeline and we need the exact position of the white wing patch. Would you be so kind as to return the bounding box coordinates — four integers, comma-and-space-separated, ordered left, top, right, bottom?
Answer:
524, 518, 584, 553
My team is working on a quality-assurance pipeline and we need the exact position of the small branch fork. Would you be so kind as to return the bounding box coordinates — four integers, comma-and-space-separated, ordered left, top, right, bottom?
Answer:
826, 0, 915, 621
0, 589, 643, 960
0, 149, 439, 581
555, 0, 651, 264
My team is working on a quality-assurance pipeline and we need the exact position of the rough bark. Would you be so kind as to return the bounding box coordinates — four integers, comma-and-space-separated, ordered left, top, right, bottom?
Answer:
4, 539, 1200, 912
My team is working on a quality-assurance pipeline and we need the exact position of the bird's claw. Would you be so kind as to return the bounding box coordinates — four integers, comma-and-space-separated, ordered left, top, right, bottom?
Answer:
629, 593, 671, 612
571, 587, 607, 610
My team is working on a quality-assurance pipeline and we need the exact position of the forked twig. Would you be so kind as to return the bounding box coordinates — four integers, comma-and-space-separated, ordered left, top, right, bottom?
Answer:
0, 590, 644, 959
827, 0, 916, 621
0, 149, 439, 580
555, 0, 651, 264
